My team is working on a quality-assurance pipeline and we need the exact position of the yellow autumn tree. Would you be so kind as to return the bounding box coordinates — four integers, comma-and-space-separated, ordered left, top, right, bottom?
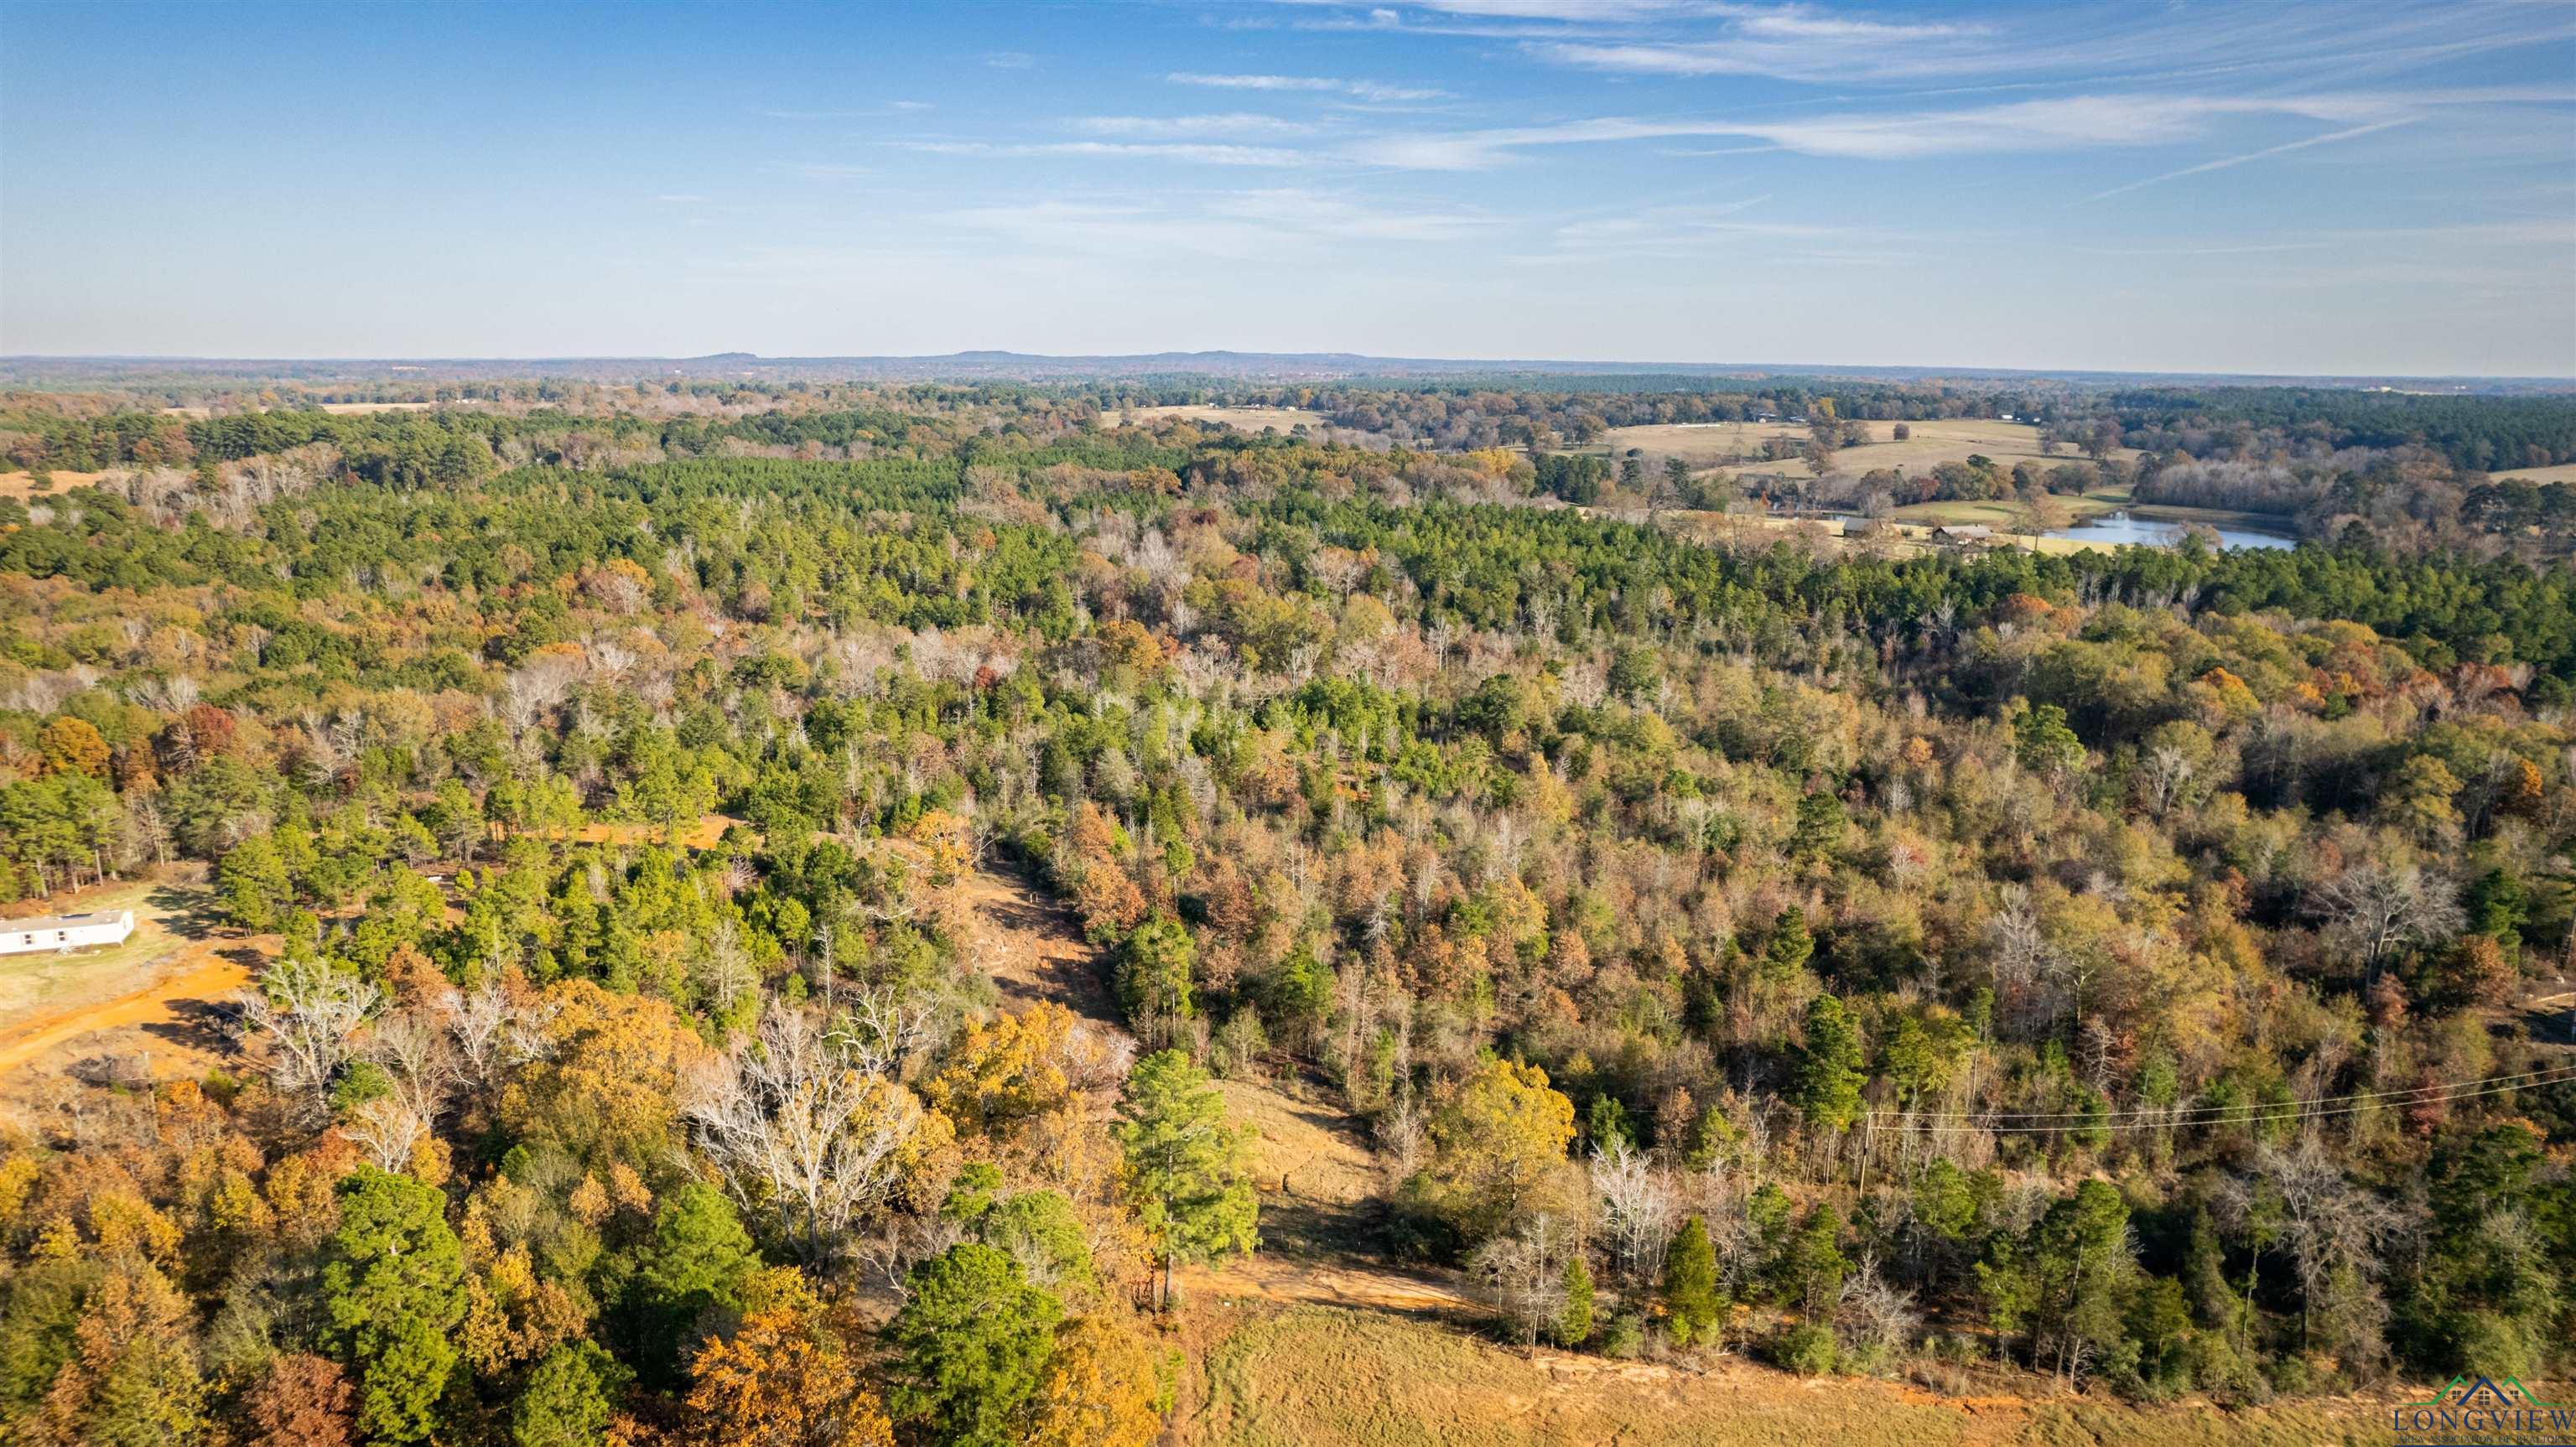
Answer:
679, 1268, 891, 1447
922, 1003, 1076, 1138
1413, 1056, 1578, 1239
1026, 1315, 1173, 1447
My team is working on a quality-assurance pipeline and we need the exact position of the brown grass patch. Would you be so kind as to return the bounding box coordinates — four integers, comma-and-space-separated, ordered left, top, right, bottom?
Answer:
1185, 1304, 2404, 1447
1124, 404, 1332, 433
0, 469, 114, 500
1598, 418, 2141, 480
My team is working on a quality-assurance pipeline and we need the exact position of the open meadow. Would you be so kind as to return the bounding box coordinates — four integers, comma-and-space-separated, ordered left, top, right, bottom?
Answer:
1182, 1305, 2404, 1447
0, 872, 261, 1094
1123, 403, 1334, 433
1597, 418, 2143, 479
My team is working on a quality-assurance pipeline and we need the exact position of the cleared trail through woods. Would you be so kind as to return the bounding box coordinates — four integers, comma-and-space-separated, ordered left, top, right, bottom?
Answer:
960, 864, 1474, 1316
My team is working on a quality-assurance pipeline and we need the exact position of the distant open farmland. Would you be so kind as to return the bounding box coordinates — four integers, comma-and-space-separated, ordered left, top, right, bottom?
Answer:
1124, 403, 1332, 433
1597, 418, 2142, 480
158, 401, 453, 419
1187, 1304, 2399, 1447
2495, 460, 2576, 484
0, 469, 112, 500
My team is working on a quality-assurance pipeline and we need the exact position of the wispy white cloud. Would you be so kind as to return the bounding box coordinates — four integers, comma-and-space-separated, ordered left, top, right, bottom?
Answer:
932, 190, 1498, 260
890, 139, 1311, 166
1534, 197, 1876, 261
1210, 188, 1502, 241
1344, 93, 2411, 169
1071, 113, 1319, 138
984, 51, 1035, 70
2083, 118, 2420, 202
1519, 0, 2571, 87
1168, 71, 1451, 102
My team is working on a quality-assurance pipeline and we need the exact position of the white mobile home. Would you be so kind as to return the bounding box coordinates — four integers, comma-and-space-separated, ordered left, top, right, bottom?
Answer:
0, 910, 136, 956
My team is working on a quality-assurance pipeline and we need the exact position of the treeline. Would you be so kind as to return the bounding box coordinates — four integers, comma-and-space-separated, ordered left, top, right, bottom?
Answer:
2108, 386, 2576, 473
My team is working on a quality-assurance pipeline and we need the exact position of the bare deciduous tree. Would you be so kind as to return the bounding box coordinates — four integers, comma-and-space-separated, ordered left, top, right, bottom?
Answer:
2312, 862, 2463, 982
236, 957, 379, 1123
1468, 1210, 1580, 1348
1591, 1142, 1679, 1289
687, 1007, 927, 1263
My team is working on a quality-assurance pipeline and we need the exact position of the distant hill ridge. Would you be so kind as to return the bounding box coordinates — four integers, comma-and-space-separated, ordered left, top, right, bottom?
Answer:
3, 350, 2568, 393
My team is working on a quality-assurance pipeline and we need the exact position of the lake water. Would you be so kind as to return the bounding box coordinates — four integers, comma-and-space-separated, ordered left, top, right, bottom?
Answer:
2046, 511, 2297, 551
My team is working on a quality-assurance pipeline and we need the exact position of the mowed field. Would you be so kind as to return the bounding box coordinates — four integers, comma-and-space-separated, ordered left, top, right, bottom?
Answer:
1185, 1304, 2404, 1447
158, 401, 450, 419
1597, 418, 2142, 480
2495, 460, 2576, 484
1123, 403, 1332, 433
0, 469, 114, 500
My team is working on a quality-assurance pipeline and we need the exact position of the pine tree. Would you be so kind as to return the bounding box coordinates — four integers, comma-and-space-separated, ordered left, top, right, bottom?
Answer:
1661, 1216, 1724, 1347
883, 1244, 1062, 1447
321, 1167, 468, 1446
1116, 1050, 1259, 1307
1795, 993, 1867, 1133
1557, 1251, 1596, 1347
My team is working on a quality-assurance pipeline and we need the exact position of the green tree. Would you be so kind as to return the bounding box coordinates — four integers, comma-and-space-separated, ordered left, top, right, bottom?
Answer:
1789, 790, 1846, 864
218, 834, 293, 931
321, 1166, 468, 1446
1585, 1093, 1633, 1154
1116, 1050, 1259, 1307
1758, 906, 1814, 984
512, 1341, 628, 1447
2014, 703, 2085, 776
883, 1243, 1062, 1447
620, 1182, 759, 1389
1116, 917, 1196, 1033
1775, 1206, 1849, 1320
1794, 993, 1866, 1133
2027, 1179, 2133, 1384
1662, 1216, 1725, 1347
1558, 1251, 1596, 1347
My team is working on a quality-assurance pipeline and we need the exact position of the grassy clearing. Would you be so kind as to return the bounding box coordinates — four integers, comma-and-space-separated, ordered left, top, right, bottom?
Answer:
1888, 485, 2132, 527
1187, 1304, 2404, 1447
2494, 460, 2576, 485
1599, 418, 2142, 480
1124, 404, 1332, 433
0, 469, 115, 500
0, 871, 258, 1091
0, 879, 202, 1024
1194, 1304, 1982, 1447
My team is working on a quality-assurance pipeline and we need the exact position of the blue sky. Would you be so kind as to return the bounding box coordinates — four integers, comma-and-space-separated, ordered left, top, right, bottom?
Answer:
3, 0, 2571, 374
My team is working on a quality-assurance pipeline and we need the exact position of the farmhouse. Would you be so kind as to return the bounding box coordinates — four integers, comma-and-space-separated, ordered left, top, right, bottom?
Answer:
0, 910, 136, 956
1928, 524, 1998, 546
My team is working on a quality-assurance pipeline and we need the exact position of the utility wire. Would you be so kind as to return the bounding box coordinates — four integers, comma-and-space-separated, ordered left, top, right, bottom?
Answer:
1865, 1065, 2576, 1137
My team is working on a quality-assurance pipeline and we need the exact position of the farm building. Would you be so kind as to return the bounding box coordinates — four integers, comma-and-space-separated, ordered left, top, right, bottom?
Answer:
1928, 524, 1998, 546
0, 910, 135, 956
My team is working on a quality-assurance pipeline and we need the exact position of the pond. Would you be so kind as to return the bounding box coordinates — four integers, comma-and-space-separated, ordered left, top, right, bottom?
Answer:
2043, 510, 2297, 551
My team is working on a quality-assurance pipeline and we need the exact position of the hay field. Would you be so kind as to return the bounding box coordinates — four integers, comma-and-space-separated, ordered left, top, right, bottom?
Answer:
158, 401, 449, 419
1124, 403, 1332, 433
1599, 418, 2141, 480
2494, 460, 2576, 484
1187, 1304, 2400, 1447
0, 469, 113, 500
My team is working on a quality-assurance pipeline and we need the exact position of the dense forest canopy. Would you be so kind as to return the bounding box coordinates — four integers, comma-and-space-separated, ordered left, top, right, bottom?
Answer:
0, 376, 2570, 1444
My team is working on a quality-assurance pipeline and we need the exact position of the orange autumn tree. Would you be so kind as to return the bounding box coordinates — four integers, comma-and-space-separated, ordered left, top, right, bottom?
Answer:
678, 1268, 890, 1447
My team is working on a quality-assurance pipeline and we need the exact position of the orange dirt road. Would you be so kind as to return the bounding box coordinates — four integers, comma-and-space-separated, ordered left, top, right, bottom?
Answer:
0, 951, 256, 1076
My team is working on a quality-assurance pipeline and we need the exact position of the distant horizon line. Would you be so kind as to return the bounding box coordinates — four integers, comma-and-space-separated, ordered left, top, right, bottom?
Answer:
3, 350, 2570, 387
